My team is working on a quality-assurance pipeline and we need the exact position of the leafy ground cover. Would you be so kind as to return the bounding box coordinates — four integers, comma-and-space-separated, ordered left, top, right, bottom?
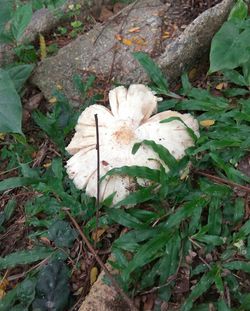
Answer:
1, 0, 250, 310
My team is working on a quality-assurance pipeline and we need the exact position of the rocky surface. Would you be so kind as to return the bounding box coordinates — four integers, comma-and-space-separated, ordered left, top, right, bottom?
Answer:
0, 0, 112, 66
31, 0, 234, 106
31, 0, 166, 104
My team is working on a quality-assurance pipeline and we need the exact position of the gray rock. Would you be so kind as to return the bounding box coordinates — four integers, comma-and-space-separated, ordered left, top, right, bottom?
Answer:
0, 0, 111, 67
31, 0, 166, 104
31, 0, 234, 105
157, 0, 234, 81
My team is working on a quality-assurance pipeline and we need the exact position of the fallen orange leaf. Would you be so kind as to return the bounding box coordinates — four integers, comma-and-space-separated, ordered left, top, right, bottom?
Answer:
122, 38, 132, 46
92, 227, 107, 242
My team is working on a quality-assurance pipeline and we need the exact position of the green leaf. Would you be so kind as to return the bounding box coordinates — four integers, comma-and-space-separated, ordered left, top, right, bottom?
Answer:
0, 0, 14, 32
164, 197, 207, 230
7, 64, 34, 93
181, 266, 218, 311
132, 140, 178, 170
0, 247, 54, 269
208, 197, 222, 235
112, 186, 156, 209
209, 21, 250, 73
4, 199, 17, 221
223, 261, 250, 273
11, 3, 32, 41
32, 260, 70, 311
102, 165, 160, 182
0, 69, 23, 134
222, 69, 247, 86
107, 208, 146, 229
217, 299, 231, 311
228, 0, 248, 21
0, 177, 41, 192
133, 52, 169, 92
48, 220, 77, 248
123, 231, 172, 281
160, 116, 198, 141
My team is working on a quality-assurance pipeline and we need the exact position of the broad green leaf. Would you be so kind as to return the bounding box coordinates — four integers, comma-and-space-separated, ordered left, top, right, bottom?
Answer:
217, 299, 231, 311
158, 234, 181, 284
112, 186, 156, 209
0, 247, 54, 269
223, 261, 250, 273
0, 177, 41, 192
102, 165, 160, 182
208, 197, 222, 235
0, 0, 14, 32
242, 58, 250, 85
0, 69, 22, 134
107, 208, 146, 229
7, 64, 34, 93
123, 231, 172, 280
222, 69, 247, 86
181, 266, 218, 311
4, 199, 16, 221
209, 21, 250, 73
228, 0, 248, 21
11, 3, 32, 41
133, 52, 169, 92
164, 197, 207, 230
132, 140, 178, 170
160, 116, 198, 141
234, 198, 245, 224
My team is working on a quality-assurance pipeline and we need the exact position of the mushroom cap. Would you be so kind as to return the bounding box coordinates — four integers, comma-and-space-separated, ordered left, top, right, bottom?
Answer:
66, 84, 199, 205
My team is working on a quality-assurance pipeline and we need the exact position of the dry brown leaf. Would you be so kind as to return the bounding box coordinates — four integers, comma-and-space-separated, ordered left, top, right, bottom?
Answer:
92, 227, 107, 242
115, 33, 123, 41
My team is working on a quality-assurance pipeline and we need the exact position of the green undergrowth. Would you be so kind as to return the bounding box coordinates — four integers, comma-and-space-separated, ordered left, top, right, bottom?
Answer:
1, 0, 250, 310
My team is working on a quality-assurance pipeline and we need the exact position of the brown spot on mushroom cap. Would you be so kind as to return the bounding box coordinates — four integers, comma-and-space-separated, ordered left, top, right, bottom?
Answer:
112, 126, 135, 145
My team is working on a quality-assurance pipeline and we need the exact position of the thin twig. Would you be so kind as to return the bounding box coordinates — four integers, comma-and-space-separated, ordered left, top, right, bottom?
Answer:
94, 114, 100, 249
195, 170, 250, 193
64, 209, 138, 311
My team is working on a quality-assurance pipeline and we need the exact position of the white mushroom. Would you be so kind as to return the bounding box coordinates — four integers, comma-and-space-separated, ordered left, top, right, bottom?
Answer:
66, 84, 199, 205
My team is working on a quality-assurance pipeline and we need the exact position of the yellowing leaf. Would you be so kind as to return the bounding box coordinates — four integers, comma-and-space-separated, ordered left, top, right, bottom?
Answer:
200, 119, 215, 127
122, 38, 132, 46
91, 227, 107, 242
43, 161, 52, 168
49, 96, 57, 104
39, 34, 47, 60
90, 267, 98, 285
215, 82, 225, 90
0, 133, 5, 140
